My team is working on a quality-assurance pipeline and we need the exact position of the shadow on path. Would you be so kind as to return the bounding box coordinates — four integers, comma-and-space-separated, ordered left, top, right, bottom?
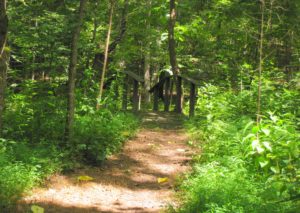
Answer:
14, 112, 192, 213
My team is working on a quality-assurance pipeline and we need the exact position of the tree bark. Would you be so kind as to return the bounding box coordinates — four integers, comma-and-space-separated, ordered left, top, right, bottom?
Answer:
65, 0, 87, 142
189, 83, 196, 117
143, 0, 152, 104
93, 0, 129, 72
153, 87, 159, 112
256, 0, 265, 139
85, 17, 98, 69
0, 50, 8, 137
133, 80, 139, 112
168, 0, 182, 113
96, 0, 114, 109
0, 0, 8, 136
164, 77, 171, 112
0, 0, 8, 57
122, 74, 129, 110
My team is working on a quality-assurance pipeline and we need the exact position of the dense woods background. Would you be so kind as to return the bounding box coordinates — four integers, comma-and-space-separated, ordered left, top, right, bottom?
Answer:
0, 0, 299, 212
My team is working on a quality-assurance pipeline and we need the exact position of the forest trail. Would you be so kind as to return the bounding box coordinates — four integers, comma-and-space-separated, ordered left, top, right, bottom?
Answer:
17, 112, 193, 213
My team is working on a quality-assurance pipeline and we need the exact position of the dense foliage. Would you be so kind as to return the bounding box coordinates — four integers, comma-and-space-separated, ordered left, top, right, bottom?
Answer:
0, 81, 138, 208
175, 82, 299, 213
171, 1, 300, 212
0, 0, 299, 211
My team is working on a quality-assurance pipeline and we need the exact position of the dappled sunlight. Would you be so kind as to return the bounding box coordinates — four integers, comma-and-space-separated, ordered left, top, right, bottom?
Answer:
17, 113, 192, 212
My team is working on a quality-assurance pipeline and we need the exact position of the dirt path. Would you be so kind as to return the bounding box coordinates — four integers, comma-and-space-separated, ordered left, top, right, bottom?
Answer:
17, 112, 192, 213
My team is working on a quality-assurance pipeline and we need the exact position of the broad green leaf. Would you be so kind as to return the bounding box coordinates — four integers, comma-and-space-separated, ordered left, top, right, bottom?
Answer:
262, 128, 271, 136
270, 167, 279, 174
262, 142, 272, 152
259, 160, 269, 168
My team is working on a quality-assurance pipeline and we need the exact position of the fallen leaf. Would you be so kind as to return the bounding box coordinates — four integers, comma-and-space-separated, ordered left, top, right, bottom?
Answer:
176, 149, 185, 152
121, 131, 131, 137
77, 175, 94, 181
157, 177, 169, 184
31, 205, 44, 213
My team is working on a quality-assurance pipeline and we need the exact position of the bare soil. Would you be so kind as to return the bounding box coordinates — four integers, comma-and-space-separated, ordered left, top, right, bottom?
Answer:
16, 112, 192, 213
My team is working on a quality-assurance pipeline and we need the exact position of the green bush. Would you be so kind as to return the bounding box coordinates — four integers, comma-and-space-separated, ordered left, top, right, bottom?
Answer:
4, 81, 66, 143
72, 110, 138, 165
0, 81, 139, 208
177, 159, 283, 213
0, 139, 62, 208
175, 83, 300, 213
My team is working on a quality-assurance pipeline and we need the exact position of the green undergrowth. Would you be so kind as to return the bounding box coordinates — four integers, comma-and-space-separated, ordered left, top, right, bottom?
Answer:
174, 82, 300, 213
72, 110, 139, 166
0, 81, 139, 209
0, 140, 62, 208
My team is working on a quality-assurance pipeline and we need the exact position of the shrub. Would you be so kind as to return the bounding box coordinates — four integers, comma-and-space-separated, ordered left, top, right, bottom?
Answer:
0, 139, 62, 208
72, 110, 138, 165
174, 83, 300, 213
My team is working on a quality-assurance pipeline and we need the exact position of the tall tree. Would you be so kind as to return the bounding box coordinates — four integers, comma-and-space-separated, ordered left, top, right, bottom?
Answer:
0, 0, 7, 56
96, 0, 114, 109
143, 0, 152, 104
168, 0, 182, 113
93, 0, 129, 72
256, 0, 265, 135
0, 0, 8, 136
65, 0, 87, 142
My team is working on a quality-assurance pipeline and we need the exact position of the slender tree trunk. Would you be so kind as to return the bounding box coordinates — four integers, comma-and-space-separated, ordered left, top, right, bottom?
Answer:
143, 0, 152, 104
93, 0, 128, 72
85, 17, 98, 69
168, 0, 182, 113
0, 0, 8, 136
144, 52, 151, 103
256, 0, 265, 138
0, 0, 7, 56
0, 51, 8, 137
96, 0, 114, 109
65, 0, 87, 142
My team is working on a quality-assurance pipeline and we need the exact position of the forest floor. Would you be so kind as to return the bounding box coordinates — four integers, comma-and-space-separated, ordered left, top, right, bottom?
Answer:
16, 112, 194, 213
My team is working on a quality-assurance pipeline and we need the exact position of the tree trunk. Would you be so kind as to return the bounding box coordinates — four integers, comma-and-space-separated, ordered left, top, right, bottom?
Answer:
144, 51, 151, 103
256, 0, 265, 139
93, 0, 129, 72
0, 50, 8, 137
85, 17, 98, 69
153, 87, 159, 112
143, 0, 152, 104
189, 83, 196, 117
65, 0, 87, 142
164, 77, 171, 112
96, 0, 114, 109
168, 0, 182, 113
122, 74, 129, 110
132, 80, 139, 112
0, 0, 8, 136
0, 0, 7, 56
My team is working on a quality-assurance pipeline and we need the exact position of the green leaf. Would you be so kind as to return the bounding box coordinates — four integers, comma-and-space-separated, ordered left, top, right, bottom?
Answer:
252, 140, 264, 154
252, 126, 259, 134
259, 160, 269, 168
270, 166, 279, 174
262, 142, 272, 152
261, 128, 270, 136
